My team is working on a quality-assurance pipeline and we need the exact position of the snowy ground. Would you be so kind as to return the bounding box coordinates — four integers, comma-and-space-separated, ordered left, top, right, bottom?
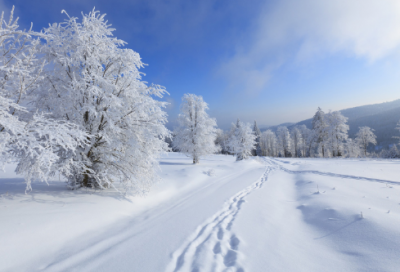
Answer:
1, 154, 400, 272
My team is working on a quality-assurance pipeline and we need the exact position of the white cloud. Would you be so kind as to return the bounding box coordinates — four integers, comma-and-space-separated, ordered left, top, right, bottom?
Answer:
220, 0, 400, 94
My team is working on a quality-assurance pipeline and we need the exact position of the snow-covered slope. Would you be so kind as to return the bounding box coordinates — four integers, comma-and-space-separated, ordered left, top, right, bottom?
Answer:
1, 154, 400, 271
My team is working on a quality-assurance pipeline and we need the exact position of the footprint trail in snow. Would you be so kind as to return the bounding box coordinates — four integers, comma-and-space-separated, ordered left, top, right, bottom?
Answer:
166, 159, 274, 272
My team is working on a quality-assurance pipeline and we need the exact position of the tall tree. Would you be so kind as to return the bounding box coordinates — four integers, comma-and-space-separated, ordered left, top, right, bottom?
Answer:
312, 107, 328, 157
291, 126, 302, 157
252, 121, 262, 156
276, 126, 292, 157
260, 130, 277, 157
38, 9, 169, 192
0, 7, 87, 191
173, 94, 219, 164
325, 111, 349, 157
356, 126, 377, 157
298, 125, 311, 157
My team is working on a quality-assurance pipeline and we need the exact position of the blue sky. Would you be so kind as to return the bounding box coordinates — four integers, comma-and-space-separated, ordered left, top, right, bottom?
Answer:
6, 0, 400, 129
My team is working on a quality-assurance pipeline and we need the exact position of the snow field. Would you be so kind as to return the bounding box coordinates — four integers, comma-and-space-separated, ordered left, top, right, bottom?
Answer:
0, 153, 265, 272
234, 158, 400, 271
1, 154, 400, 271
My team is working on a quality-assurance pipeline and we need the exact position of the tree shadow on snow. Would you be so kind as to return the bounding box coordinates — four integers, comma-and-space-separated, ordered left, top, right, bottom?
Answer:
0, 178, 133, 203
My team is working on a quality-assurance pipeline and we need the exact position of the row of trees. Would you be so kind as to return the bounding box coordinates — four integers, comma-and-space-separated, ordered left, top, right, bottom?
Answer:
0, 8, 169, 192
249, 108, 377, 158
172, 99, 382, 163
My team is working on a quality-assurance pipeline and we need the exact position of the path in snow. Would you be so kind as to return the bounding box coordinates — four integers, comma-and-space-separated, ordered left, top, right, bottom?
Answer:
166, 159, 275, 272
269, 158, 399, 185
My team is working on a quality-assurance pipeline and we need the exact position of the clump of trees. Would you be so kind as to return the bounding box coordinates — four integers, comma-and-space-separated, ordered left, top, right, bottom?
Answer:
0, 8, 169, 193
214, 108, 380, 159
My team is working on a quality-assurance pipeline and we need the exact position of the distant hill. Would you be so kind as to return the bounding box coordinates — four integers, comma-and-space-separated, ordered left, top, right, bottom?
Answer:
260, 122, 294, 132
271, 99, 400, 150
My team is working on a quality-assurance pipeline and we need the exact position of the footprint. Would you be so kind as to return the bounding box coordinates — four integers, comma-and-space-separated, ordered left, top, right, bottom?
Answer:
213, 242, 221, 254
230, 235, 240, 250
237, 199, 245, 209
217, 227, 224, 240
224, 250, 237, 267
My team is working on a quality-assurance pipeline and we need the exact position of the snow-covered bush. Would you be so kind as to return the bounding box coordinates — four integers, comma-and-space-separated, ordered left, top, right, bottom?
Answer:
173, 94, 219, 164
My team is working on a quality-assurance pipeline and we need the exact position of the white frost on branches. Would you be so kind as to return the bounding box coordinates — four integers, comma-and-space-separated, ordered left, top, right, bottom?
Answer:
356, 126, 377, 157
35, 9, 170, 192
0, 7, 169, 193
228, 119, 256, 161
0, 7, 87, 191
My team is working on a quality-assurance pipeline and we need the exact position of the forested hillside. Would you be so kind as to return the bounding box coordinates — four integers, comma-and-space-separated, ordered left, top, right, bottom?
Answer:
286, 99, 400, 149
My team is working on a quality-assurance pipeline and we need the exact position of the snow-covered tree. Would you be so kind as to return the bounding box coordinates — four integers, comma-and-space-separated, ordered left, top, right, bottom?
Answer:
260, 130, 277, 156
380, 145, 400, 158
345, 138, 360, 158
215, 129, 231, 154
356, 126, 377, 157
276, 126, 292, 157
252, 121, 262, 156
228, 119, 256, 161
0, 7, 87, 191
312, 107, 328, 157
297, 125, 311, 157
291, 126, 302, 157
173, 94, 219, 164
325, 111, 349, 157
37, 9, 169, 192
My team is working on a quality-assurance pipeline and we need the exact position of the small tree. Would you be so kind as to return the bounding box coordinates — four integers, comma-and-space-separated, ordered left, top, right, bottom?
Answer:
228, 119, 256, 161
173, 94, 219, 164
356, 126, 377, 157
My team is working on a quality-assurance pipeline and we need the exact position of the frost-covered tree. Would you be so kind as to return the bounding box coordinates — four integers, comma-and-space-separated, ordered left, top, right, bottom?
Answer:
215, 129, 231, 154
312, 107, 328, 157
380, 145, 400, 158
298, 125, 311, 157
276, 126, 292, 157
325, 111, 349, 157
173, 94, 218, 164
37, 9, 169, 191
260, 130, 277, 156
0, 7, 87, 191
252, 121, 262, 156
291, 126, 302, 157
345, 138, 360, 158
228, 119, 256, 161
356, 126, 377, 157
